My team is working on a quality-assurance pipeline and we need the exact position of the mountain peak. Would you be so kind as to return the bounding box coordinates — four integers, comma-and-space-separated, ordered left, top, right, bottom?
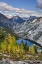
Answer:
10, 15, 25, 23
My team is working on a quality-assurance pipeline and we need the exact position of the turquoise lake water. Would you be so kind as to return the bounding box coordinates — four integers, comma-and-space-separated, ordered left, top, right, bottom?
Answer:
16, 39, 34, 46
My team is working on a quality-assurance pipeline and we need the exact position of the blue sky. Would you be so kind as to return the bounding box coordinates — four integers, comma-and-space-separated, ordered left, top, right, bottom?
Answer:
0, 0, 38, 11
0, 0, 42, 17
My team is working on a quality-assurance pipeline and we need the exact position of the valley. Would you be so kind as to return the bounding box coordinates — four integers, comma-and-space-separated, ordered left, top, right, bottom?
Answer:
0, 13, 42, 61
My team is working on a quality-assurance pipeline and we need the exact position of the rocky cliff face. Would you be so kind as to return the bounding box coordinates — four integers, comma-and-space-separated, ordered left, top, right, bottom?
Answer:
14, 17, 42, 46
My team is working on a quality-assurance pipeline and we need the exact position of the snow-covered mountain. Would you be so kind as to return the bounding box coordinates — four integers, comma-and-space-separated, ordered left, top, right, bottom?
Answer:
13, 17, 42, 46
10, 15, 24, 23
23, 16, 37, 21
6, 15, 13, 19
0, 13, 24, 28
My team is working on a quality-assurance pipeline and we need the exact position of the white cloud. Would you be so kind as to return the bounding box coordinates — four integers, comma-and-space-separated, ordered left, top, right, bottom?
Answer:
37, 0, 42, 3
0, 2, 14, 11
37, 0, 42, 9
15, 10, 42, 18
0, 10, 1, 13
40, 10, 42, 11
0, 2, 42, 18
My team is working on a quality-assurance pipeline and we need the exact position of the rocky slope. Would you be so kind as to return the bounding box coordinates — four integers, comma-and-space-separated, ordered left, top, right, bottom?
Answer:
14, 17, 42, 46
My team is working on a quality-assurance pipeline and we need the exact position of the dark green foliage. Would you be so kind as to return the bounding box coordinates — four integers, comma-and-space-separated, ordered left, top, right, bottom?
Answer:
34, 46, 38, 53
0, 27, 19, 40
21, 39, 29, 51
0, 29, 5, 42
